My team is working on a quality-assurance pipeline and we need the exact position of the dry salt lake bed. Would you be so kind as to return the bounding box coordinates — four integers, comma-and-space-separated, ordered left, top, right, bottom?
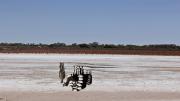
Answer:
1, 53, 180, 101
0, 53, 180, 92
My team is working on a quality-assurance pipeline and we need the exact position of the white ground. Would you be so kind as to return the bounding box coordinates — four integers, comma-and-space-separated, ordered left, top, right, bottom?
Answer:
0, 53, 180, 92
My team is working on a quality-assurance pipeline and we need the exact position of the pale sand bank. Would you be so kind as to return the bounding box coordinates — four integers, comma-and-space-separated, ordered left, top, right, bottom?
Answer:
1, 91, 180, 101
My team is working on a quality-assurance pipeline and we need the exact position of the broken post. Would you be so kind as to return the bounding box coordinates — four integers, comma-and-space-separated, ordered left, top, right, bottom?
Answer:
59, 62, 65, 83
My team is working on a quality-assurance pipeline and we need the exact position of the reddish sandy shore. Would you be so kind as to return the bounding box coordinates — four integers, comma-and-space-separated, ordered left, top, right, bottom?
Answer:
1, 91, 180, 101
1, 48, 180, 56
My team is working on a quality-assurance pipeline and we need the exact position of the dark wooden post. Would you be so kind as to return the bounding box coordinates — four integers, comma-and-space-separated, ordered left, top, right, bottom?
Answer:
59, 62, 65, 83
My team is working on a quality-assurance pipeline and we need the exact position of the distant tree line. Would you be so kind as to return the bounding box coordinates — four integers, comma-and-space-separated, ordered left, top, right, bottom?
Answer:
0, 42, 180, 51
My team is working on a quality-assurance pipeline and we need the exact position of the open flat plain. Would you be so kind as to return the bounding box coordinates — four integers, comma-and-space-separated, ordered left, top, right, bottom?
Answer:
0, 53, 180, 101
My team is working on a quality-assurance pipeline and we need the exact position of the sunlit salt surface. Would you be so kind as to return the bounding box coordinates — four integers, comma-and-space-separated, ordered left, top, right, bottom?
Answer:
0, 53, 180, 92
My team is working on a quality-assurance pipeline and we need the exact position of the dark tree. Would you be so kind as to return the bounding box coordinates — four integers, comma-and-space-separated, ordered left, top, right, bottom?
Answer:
78, 43, 89, 48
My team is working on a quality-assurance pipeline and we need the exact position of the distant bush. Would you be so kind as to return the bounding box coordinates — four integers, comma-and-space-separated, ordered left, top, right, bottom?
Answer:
78, 44, 89, 48
104, 44, 117, 48
49, 43, 66, 48
0, 42, 180, 51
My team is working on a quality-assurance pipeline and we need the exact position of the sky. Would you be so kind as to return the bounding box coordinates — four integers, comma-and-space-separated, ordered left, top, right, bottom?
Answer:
0, 0, 180, 45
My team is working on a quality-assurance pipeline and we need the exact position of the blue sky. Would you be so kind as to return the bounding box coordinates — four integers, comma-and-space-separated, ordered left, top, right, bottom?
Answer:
0, 0, 180, 45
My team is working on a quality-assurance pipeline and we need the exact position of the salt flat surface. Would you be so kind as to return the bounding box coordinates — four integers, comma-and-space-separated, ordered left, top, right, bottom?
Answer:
0, 53, 180, 92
